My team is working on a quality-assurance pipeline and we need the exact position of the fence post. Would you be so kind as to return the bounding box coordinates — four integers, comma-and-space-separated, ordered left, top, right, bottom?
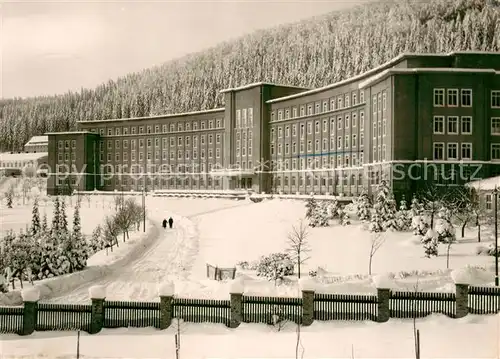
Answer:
451, 269, 470, 319
158, 282, 174, 329
21, 287, 40, 336
89, 285, 106, 334
299, 278, 315, 326
229, 279, 243, 328
373, 275, 392, 323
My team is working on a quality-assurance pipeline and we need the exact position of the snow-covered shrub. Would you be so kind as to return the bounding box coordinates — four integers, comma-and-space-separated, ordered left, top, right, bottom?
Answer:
236, 261, 250, 270
338, 206, 351, 225
256, 252, 294, 283
421, 229, 438, 258
356, 191, 372, 221
475, 245, 490, 256
327, 199, 340, 220
412, 215, 429, 236
396, 196, 411, 231
309, 201, 330, 227
487, 244, 499, 257
305, 196, 317, 219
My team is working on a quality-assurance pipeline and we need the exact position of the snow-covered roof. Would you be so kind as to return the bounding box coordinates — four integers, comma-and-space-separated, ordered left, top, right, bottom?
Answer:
358, 68, 499, 89
24, 135, 48, 146
45, 131, 94, 135
219, 82, 309, 94
266, 51, 500, 104
0, 152, 48, 162
77, 108, 225, 124
466, 175, 500, 191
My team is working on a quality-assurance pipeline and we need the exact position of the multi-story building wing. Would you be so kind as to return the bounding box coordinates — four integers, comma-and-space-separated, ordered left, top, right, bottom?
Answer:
47, 51, 500, 199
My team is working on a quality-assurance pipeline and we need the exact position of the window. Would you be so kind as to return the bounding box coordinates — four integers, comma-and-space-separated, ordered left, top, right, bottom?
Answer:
307, 122, 312, 134
433, 143, 444, 160
491, 91, 500, 108
337, 136, 342, 149
492, 118, 500, 135
323, 101, 328, 112
461, 143, 472, 160
330, 118, 335, 132
330, 99, 335, 111
292, 107, 297, 118
433, 116, 444, 134
315, 140, 319, 151
337, 116, 342, 130
372, 95, 377, 114
352, 113, 357, 128
337, 96, 343, 109
307, 105, 313, 115
236, 110, 241, 127
216, 119, 222, 128
360, 91, 365, 103
486, 194, 493, 210
492, 144, 500, 160
315, 121, 320, 134
285, 109, 290, 119
382, 119, 387, 136
352, 134, 357, 147
373, 122, 377, 139
323, 120, 327, 132
345, 94, 350, 108
382, 92, 387, 111
352, 92, 357, 106
447, 143, 458, 160
360, 133, 364, 147
216, 134, 221, 144
345, 135, 350, 148
434, 89, 445, 107
307, 141, 312, 152
278, 127, 283, 138
461, 89, 472, 107
360, 111, 364, 130
461, 116, 472, 134
300, 124, 305, 138
292, 125, 297, 136
285, 143, 290, 155
108, 128, 113, 136
447, 116, 459, 134
447, 89, 459, 107
345, 115, 350, 129
300, 106, 305, 117
382, 144, 386, 161
322, 139, 327, 151
315, 103, 320, 114
278, 110, 283, 121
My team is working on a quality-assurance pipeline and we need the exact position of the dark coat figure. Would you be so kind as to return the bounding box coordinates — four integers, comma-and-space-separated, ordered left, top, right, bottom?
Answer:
168, 217, 174, 229
162, 219, 167, 229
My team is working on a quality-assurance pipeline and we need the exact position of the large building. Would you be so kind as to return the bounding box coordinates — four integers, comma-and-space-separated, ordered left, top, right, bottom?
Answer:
46, 51, 500, 198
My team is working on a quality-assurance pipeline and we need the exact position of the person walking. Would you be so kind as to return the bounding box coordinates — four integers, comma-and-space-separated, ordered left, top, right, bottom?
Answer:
162, 218, 167, 229
168, 217, 174, 229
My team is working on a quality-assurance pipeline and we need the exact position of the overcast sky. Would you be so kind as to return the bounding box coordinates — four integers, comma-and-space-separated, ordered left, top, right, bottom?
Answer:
1, 0, 369, 99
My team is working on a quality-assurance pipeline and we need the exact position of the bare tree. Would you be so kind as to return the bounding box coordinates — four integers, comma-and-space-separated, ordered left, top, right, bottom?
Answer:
5, 183, 15, 208
287, 220, 311, 279
368, 232, 385, 275
103, 215, 120, 253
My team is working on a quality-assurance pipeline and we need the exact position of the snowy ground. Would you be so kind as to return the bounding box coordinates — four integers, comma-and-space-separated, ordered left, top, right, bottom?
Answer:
0, 195, 497, 303
1, 314, 499, 358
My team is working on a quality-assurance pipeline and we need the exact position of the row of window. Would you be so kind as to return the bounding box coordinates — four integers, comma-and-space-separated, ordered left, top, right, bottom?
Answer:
99, 133, 223, 151
432, 142, 480, 161
271, 90, 373, 122
86, 118, 224, 137
433, 116, 472, 135
271, 112, 366, 139
57, 140, 76, 150
271, 133, 365, 156
235, 108, 253, 128
433, 89, 500, 108
273, 174, 363, 188
57, 176, 222, 187
0, 160, 38, 168
99, 148, 223, 163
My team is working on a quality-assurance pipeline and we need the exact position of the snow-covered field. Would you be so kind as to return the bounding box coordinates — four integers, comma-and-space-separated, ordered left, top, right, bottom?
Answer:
1, 195, 498, 303
1, 314, 499, 358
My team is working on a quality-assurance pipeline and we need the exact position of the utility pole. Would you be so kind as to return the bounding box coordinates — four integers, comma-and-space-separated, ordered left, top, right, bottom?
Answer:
142, 186, 146, 233
495, 186, 498, 287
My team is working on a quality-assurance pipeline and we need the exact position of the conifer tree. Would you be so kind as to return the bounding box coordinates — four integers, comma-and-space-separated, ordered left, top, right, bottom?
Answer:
51, 196, 61, 234
59, 197, 68, 233
31, 197, 41, 236
41, 213, 48, 233
356, 191, 372, 221
305, 196, 317, 219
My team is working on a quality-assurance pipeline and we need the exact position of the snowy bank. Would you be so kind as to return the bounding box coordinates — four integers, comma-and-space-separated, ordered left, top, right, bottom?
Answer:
0, 221, 158, 306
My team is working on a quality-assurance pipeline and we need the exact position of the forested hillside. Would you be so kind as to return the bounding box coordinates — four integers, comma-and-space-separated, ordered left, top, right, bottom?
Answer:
1, 0, 499, 151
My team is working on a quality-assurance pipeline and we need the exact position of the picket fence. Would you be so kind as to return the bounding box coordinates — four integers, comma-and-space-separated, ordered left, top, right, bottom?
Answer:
0, 285, 498, 335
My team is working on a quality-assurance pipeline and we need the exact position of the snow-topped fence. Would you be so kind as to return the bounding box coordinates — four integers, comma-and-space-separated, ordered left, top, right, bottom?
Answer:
0, 281, 498, 335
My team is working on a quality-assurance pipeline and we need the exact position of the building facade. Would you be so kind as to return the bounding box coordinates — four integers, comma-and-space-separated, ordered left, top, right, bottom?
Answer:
24, 136, 48, 153
46, 51, 500, 198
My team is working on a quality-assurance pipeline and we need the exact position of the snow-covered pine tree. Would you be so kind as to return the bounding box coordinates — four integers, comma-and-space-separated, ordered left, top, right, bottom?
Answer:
68, 203, 89, 271
305, 196, 317, 219
356, 191, 372, 221
372, 180, 398, 231
338, 206, 351, 225
31, 197, 41, 236
51, 196, 61, 234
410, 195, 429, 235
369, 209, 384, 233
327, 198, 340, 220
396, 196, 412, 231
89, 224, 104, 253
410, 195, 424, 217
41, 213, 48, 233
309, 201, 330, 227
59, 197, 69, 233
421, 228, 439, 258
435, 206, 456, 268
